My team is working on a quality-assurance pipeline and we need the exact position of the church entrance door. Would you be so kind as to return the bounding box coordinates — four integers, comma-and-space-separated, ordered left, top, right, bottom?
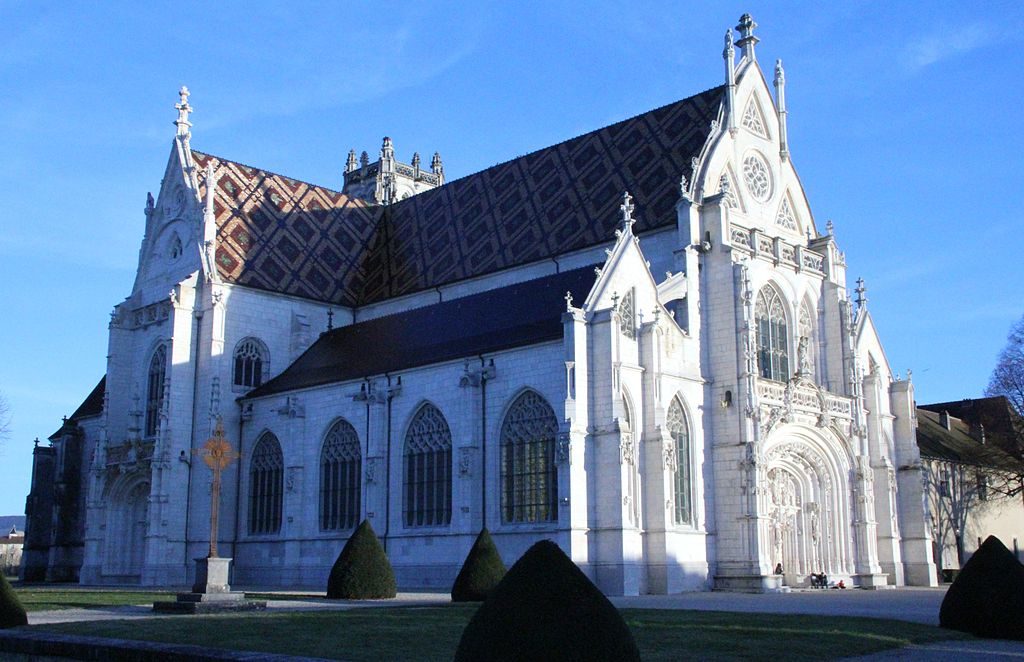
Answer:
102, 479, 150, 580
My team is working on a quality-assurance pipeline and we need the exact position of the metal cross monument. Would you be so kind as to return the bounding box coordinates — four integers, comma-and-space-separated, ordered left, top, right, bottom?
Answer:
196, 418, 240, 558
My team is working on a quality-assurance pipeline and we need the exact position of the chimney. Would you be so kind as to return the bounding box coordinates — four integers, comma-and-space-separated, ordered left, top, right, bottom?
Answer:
939, 410, 952, 431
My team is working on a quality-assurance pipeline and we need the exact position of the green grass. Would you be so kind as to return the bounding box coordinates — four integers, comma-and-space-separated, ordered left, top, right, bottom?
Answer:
14, 587, 176, 612
32, 606, 971, 661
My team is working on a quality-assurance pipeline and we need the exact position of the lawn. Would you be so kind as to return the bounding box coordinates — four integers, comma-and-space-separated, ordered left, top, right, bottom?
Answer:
32, 605, 971, 661
14, 587, 176, 612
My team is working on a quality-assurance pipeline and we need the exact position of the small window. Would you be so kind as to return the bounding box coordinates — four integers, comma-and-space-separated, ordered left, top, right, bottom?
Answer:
668, 397, 693, 526
233, 338, 267, 389
169, 233, 183, 260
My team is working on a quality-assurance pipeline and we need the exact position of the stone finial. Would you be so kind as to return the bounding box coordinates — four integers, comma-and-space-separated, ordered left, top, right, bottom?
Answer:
723, 28, 735, 59
619, 191, 636, 234
826, 219, 835, 236
854, 277, 868, 310
724, 29, 737, 135
174, 86, 192, 139
380, 136, 394, 162
774, 58, 785, 87
431, 151, 444, 184
360, 151, 370, 168
345, 149, 358, 173
412, 152, 421, 169
204, 162, 216, 217
774, 59, 789, 161
327, 308, 334, 331
735, 13, 759, 61
145, 192, 155, 218
564, 290, 574, 311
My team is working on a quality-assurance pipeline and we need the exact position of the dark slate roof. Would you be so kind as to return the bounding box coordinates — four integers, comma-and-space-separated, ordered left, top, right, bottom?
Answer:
919, 396, 1020, 453
49, 376, 106, 440
247, 265, 598, 398
916, 408, 1017, 469
195, 85, 724, 306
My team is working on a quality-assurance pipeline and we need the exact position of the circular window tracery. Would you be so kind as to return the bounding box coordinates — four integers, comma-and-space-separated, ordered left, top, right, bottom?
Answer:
742, 153, 772, 202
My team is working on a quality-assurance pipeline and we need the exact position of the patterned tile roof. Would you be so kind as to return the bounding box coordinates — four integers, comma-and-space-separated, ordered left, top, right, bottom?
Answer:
192, 152, 379, 306
193, 85, 724, 306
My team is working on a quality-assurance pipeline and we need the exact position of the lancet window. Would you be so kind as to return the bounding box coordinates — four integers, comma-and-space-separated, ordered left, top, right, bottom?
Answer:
320, 419, 361, 531
403, 404, 452, 527
500, 390, 559, 524
776, 197, 797, 231
619, 290, 636, 339
144, 344, 167, 438
742, 99, 768, 138
668, 398, 693, 526
249, 432, 283, 535
233, 338, 267, 389
756, 285, 790, 381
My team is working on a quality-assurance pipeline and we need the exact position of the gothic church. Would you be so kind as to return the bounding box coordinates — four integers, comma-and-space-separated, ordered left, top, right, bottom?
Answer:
24, 15, 939, 594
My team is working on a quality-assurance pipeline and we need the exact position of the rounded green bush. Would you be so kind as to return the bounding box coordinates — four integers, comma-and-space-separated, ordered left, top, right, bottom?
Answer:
940, 535, 1024, 640
326, 519, 397, 599
451, 528, 507, 602
455, 539, 640, 661
0, 574, 28, 628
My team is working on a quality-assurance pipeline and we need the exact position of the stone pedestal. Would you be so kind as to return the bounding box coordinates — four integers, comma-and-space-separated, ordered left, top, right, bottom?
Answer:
153, 556, 266, 614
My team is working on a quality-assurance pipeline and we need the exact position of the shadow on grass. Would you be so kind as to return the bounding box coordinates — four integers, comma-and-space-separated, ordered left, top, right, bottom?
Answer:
29, 606, 972, 661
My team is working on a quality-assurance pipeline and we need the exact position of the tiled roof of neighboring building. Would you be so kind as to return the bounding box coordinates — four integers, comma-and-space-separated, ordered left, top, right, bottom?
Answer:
916, 407, 1017, 469
919, 396, 1020, 454
194, 85, 724, 306
246, 265, 598, 398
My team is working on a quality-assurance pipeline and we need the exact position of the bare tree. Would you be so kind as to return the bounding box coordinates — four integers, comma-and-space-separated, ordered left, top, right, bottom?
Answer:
924, 456, 992, 570
984, 314, 1024, 507
0, 391, 9, 443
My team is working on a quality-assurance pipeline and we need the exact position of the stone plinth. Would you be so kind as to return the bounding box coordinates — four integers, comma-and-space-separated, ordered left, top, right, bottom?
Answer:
153, 556, 266, 614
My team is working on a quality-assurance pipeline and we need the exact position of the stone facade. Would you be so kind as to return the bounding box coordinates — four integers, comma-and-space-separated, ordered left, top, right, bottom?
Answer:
25, 15, 939, 594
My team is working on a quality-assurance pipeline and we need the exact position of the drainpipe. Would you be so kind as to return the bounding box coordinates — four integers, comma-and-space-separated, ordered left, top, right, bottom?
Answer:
478, 356, 497, 530
383, 374, 394, 553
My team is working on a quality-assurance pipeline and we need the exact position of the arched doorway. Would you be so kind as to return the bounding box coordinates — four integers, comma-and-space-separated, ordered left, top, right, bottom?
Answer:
102, 479, 150, 580
763, 426, 853, 584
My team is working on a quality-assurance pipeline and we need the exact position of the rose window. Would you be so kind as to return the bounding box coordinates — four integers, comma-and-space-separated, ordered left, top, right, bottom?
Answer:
742, 154, 772, 202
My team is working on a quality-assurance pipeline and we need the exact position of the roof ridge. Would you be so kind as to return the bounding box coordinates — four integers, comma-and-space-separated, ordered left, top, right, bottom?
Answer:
191, 149, 357, 200
397, 84, 727, 195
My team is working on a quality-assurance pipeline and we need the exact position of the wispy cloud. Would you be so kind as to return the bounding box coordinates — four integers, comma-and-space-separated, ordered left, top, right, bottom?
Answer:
904, 21, 997, 72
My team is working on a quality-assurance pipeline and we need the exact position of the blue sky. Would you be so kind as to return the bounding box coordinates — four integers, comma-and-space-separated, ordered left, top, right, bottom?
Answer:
0, 1, 1021, 515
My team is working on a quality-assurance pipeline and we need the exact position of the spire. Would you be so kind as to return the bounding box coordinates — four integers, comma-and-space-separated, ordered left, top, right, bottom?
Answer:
431, 151, 444, 184
774, 59, 789, 161
345, 149, 358, 174
724, 29, 737, 136
412, 152, 421, 177
174, 86, 192, 141
203, 162, 216, 220
735, 13, 759, 62
619, 191, 636, 234
360, 151, 370, 169
854, 277, 868, 311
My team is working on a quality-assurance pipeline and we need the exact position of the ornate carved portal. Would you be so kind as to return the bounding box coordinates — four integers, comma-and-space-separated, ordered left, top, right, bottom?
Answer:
764, 437, 850, 582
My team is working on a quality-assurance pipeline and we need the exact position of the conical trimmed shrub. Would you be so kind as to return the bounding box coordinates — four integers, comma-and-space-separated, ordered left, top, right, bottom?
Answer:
326, 519, 397, 599
455, 539, 640, 661
940, 535, 1024, 640
452, 528, 507, 602
0, 574, 27, 628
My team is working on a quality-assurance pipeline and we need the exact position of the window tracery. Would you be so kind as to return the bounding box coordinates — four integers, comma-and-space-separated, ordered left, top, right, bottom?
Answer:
169, 233, 183, 260
742, 99, 768, 138
403, 404, 452, 527
249, 432, 283, 535
619, 289, 636, 339
233, 338, 266, 389
500, 390, 559, 523
668, 398, 692, 525
719, 173, 739, 209
756, 286, 790, 381
320, 419, 361, 531
144, 344, 167, 438
776, 197, 797, 231
742, 153, 772, 202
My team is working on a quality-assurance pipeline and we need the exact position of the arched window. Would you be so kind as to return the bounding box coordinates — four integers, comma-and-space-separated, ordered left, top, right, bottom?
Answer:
144, 344, 167, 438
756, 285, 790, 381
320, 419, 361, 531
403, 404, 452, 527
618, 289, 636, 339
233, 338, 267, 389
622, 394, 640, 527
668, 398, 692, 526
500, 391, 559, 524
168, 233, 183, 260
249, 432, 283, 535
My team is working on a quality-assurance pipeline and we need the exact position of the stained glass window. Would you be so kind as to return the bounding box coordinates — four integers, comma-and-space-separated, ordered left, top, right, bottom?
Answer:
500, 391, 559, 523
668, 398, 692, 525
403, 404, 452, 527
144, 344, 167, 438
320, 419, 361, 531
233, 338, 266, 389
249, 432, 283, 535
756, 285, 790, 381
